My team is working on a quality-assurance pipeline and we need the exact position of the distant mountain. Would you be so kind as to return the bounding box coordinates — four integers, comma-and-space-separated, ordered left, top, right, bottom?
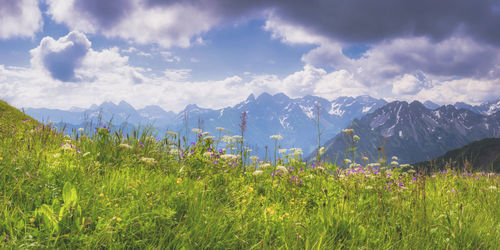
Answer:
413, 138, 500, 172
22, 93, 387, 157
454, 99, 500, 116
423, 101, 440, 110
25, 101, 176, 127
318, 101, 500, 164
167, 93, 387, 157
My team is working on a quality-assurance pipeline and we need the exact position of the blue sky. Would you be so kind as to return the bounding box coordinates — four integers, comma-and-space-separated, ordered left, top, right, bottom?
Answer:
0, 0, 499, 112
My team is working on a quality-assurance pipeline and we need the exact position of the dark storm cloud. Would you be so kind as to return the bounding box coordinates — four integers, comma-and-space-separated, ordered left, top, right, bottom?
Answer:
74, 0, 134, 29
145, 0, 500, 45
0, 0, 22, 16
35, 31, 91, 82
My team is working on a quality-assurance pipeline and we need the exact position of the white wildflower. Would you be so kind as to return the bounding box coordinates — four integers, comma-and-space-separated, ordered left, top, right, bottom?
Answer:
250, 156, 259, 162
353, 135, 360, 142
252, 170, 263, 176
260, 163, 271, 169
140, 157, 156, 164
192, 128, 202, 134
488, 186, 497, 190
78, 128, 84, 132
270, 135, 283, 140
119, 143, 132, 149
203, 152, 212, 158
276, 165, 288, 174
391, 161, 399, 166
342, 129, 354, 135
392, 156, 398, 161
344, 159, 352, 165
319, 147, 325, 156
166, 131, 178, 137
221, 154, 236, 160
279, 149, 287, 154
202, 132, 210, 136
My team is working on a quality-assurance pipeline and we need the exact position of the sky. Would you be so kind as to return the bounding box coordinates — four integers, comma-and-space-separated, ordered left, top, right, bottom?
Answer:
0, 0, 500, 112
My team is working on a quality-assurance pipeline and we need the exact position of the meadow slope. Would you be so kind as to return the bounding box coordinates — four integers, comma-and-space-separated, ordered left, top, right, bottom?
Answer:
0, 99, 499, 249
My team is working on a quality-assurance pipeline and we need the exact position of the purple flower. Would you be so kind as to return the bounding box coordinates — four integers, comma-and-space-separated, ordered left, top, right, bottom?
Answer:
212, 160, 218, 164
413, 177, 417, 182
207, 148, 212, 152
219, 149, 224, 154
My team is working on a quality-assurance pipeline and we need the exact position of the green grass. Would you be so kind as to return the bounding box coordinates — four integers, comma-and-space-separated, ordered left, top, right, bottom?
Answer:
0, 100, 499, 249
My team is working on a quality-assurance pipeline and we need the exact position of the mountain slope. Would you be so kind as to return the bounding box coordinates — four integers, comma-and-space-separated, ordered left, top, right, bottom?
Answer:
454, 99, 500, 115
413, 138, 500, 172
319, 101, 500, 164
0, 100, 39, 137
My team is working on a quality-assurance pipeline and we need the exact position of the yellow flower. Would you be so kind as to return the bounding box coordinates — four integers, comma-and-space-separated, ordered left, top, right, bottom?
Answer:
115, 204, 119, 207
265, 207, 275, 215
146, 193, 150, 196
177, 178, 183, 184
29, 218, 35, 223
0, 157, 3, 161
242, 199, 247, 203
284, 212, 290, 217
302, 201, 307, 205
99, 193, 104, 197
116, 217, 122, 222
248, 186, 254, 192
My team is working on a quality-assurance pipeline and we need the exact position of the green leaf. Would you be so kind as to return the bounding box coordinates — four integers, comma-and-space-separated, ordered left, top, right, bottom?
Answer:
62, 182, 78, 206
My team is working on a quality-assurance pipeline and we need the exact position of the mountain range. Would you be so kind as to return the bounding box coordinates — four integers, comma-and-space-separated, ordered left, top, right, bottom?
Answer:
23, 93, 388, 158
318, 101, 500, 164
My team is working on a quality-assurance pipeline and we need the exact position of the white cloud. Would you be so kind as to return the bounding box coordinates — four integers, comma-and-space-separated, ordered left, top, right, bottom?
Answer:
46, 0, 218, 48
0, 0, 43, 39
163, 69, 191, 81
160, 51, 181, 63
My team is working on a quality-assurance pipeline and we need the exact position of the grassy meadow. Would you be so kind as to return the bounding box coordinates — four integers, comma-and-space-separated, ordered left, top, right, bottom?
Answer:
0, 100, 499, 249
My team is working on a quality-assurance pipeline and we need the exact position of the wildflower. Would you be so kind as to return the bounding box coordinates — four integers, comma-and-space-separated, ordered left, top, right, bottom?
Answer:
78, 128, 84, 132
279, 149, 287, 154
202, 132, 210, 136
319, 147, 325, 156
203, 152, 212, 158
391, 161, 399, 166
392, 156, 398, 161
265, 207, 275, 215
140, 157, 156, 164
191, 128, 202, 134
204, 136, 215, 140
82, 151, 91, 157
353, 135, 360, 142
232, 135, 243, 140
253, 170, 263, 176
270, 135, 283, 140
250, 155, 259, 162
221, 154, 236, 159
365, 185, 373, 190
177, 178, 182, 184
289, 148, 303, 157
488, 186, 497, 190
216, 127, 225, 131
362, 156, 369, 161
342, 128, 354, 135
170, 149, 179, 154
344, 159, 352, 165
400, 164, 410, 168
276, 165, 288, 174
99, 193, 104, 197
116, 217, 122, 222
119, 143, 132, 149
166, 131, 178, 137
260, 163, 271, 169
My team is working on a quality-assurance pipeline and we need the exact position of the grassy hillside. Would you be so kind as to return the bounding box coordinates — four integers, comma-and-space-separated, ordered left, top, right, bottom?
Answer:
415, 138, 500, 173
0, 99, 499, 248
